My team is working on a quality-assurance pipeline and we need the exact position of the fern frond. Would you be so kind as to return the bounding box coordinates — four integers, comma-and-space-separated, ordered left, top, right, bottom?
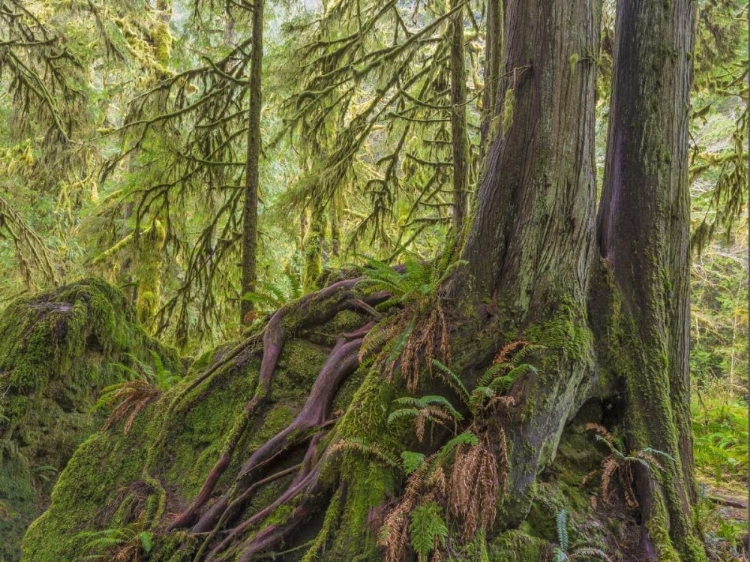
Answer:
409, 502, 448, 559
431, 359, 470, 402
330, 438, 399, 467
569, 547, 612, 561
401, 451, 426, 475
388, 408, 419, 424
555, 510, 569, 551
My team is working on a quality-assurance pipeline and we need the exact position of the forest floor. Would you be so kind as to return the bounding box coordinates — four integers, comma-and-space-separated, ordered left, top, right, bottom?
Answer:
697, 477, 748, 561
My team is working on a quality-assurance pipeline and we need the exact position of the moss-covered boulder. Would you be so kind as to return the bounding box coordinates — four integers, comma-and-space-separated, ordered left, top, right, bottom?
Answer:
20, 306, 371, 562
0, 278, 180, 562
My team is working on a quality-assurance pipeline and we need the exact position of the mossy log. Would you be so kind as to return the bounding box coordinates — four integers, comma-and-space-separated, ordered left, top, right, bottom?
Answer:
0, 278, 180, 562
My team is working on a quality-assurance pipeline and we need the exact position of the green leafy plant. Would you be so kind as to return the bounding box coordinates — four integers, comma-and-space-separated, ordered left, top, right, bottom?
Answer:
379, 342, 541, 562
358, 253, 466, 308
388, 395, 463, 441
692, 393, 748, 483
96, 351, 181, 434
241, 271, 303, 319
30, 464, 58, 492
357, 251, 466, 392
428, 341, 543, 422
409, 501, 449, 561
552, 510, 611, 562
78, 524, 153, 561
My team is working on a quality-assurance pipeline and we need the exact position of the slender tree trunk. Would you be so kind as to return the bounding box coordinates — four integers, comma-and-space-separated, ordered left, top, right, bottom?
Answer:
597, 0, 704, 559
449, 0, 468, 232
302, 200, 326, 293
240, 0, 264, 324
329, 201, 340, 258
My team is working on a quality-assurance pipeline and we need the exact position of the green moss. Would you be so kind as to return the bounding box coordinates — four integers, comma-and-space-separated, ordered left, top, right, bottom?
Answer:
22, 305, 393, 562
0, 278, 179, 562
489, 529, 547, 562
646, 494, 681, 562
325, 458, 394, 562
524, 302, 593, 363
136, 219, 166, 328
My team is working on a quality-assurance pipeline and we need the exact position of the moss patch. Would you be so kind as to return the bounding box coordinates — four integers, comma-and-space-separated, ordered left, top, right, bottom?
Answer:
0, 278, 179, 562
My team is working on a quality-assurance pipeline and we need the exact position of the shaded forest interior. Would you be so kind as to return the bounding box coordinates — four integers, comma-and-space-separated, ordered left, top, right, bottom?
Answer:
0, 1, 748, 562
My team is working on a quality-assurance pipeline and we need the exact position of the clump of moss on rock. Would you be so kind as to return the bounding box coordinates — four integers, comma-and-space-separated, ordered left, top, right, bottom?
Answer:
20, 304, 383, 562
0, 278, 180, 562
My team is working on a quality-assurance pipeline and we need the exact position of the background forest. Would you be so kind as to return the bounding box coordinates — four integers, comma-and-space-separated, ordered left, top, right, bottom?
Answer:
0, 0, 748, 559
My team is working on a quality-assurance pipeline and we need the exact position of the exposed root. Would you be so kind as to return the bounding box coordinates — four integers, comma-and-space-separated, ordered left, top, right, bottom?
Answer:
235, 503, 312, 562
191, 327, 368, 534
168, 279, 382, 531
191, 463, 303, 562
206, 464, 326, 561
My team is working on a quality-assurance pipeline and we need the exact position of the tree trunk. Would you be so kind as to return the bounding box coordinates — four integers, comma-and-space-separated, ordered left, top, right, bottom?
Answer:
240, 0, 264, 325
449, 0, 469, 232
302, 200, 326, 293
596, 0, 703, 559
459, 0, 600, 523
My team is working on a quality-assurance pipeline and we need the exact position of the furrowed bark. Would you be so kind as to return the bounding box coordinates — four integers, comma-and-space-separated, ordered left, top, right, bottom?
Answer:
459, 0, 600, 524
598, 0, 704, 559
480, 0, 502, 152
449, 0, 469, 231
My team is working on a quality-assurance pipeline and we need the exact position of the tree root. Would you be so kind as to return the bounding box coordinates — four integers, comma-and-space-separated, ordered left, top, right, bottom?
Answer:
167, 278, 382, 531
191, 463, 303, 562
191, 327, 368, 534
206, 463, 327, 561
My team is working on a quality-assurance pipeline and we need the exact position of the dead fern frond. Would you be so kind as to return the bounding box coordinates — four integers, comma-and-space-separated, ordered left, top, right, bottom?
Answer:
600, 456, 619, 504
493, 340, 530, 365
99, 379, 160, 434
448, 432, 498, 540
582, 425, 673, 511
584, 423, 616, 446
380, 459, 427, 562
620, 463, 638, 509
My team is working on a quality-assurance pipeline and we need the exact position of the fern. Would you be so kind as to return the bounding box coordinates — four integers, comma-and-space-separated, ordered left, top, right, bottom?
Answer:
556, 510, 570, 552
570, 547, 612, 561
435, 430, 478, 463
330, 437, 399, 468
431, 359, 470, 403
584, 424, 674, 509
96, 353, 181, 434
241, 272, 305, 313
79, 525, 146, 560
409, 502, 448, 560
401, 451, 426, 475
139, 531, 153, 553
392, 396, 463, 421
388, 395, 463, 441
358, 253, 466, 306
